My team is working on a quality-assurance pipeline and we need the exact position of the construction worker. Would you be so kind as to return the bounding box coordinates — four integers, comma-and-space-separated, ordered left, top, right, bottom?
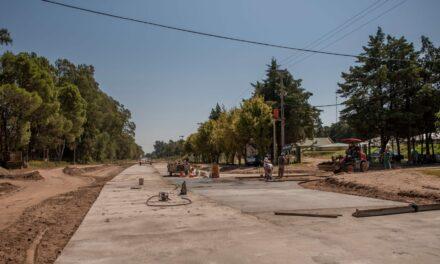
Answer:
183, 160, 190, 176
278, 153, 286, 178
263, 157, 273, 181
383, 146, 392, 169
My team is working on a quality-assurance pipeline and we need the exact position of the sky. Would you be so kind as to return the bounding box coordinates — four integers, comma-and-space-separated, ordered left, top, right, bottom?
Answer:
1, 0, 439, 152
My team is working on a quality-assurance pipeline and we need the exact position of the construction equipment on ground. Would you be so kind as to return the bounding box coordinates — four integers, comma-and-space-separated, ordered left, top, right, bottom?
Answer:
167, 161, 185, 176
318, 138, 369, 173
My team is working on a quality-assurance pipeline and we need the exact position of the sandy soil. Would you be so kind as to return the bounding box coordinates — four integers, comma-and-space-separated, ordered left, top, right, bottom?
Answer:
0, 164, 130, 264
0, 183, 19, 195
302, 166, 440, 204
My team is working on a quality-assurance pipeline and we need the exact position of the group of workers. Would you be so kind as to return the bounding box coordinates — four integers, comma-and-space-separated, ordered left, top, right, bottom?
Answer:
263, 153, 287, 181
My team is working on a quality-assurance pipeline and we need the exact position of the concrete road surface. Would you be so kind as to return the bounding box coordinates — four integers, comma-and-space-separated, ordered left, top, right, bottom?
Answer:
56, 164, 440, 264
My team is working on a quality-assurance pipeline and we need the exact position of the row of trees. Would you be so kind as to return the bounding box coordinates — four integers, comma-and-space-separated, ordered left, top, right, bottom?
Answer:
338, 27, 440, 159
0, 29, 143, 164
165, 60, 320, 164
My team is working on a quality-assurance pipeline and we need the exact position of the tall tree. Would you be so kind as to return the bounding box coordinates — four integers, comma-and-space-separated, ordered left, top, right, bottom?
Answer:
0, 28, 12, 45
236, 96, 272, 159
0, 84, 41, 158
0, 52, 65, 159
253, 58, 320, 149
57, 83, 87, 160
339, 28, 394, 151
209, 103, 225, 120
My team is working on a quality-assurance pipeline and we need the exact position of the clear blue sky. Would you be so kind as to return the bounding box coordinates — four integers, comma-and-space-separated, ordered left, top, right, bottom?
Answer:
1, 0, 439, 152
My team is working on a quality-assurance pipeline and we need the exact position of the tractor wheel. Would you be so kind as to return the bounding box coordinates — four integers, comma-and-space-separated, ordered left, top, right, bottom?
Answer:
333, 163, 340, 173
360, 161, 369, 172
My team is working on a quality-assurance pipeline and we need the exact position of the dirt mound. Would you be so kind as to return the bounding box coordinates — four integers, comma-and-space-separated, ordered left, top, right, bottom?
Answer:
63, 165, 107, 176
0, 171, 43, 181
0, 167, 9, 176
0, 165, 127, 264
302, 176, 440, 204
0, 183, 19, 195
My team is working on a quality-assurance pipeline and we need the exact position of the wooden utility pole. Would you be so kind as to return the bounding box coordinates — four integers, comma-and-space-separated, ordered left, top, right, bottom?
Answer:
273, 118, 277, 165
335, 90, 338, 123
280, 77, 286, 149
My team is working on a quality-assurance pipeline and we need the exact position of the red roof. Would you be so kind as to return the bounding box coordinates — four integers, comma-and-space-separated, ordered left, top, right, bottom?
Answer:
339, 138, 363, 143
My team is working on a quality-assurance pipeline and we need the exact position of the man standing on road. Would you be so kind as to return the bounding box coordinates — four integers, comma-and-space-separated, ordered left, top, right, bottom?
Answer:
278, 153, 286, 178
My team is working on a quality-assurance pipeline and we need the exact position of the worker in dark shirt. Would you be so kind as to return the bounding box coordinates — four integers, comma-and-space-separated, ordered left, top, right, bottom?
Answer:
278, 153, 287, 178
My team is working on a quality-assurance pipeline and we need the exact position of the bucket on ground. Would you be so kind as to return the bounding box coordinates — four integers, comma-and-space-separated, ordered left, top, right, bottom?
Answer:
211, 164, 219, 178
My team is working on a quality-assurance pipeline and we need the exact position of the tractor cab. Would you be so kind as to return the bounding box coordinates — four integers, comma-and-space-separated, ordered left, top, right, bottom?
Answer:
333, 138, 369, 173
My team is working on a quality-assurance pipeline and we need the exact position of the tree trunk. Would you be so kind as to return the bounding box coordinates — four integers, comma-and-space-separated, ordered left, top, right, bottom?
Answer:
58, 140, 65, 162
73, 145, 76, 165
412, 137, 415, 151
406, 137, 411, 164
431, 134, 435, 156
421, 135, 424, 155
396, 137, 401, 156
426, 133, 430, 156
380, 135, 389, 153
368, 140, 371, 157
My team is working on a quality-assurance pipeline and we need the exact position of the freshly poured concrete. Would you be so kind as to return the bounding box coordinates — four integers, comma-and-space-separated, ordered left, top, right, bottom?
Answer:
56, 165, 440, 264
168, 177, 403, 213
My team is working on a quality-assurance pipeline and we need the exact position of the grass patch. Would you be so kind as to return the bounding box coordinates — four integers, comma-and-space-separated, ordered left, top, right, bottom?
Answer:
28, 160, 71, 169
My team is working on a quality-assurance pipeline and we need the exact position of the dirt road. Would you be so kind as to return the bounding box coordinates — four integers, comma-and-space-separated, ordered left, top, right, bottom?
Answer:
302, 166, 440, 204
55, 164, 440, 264
0, 164, 131, 264
0, 165, 120, 230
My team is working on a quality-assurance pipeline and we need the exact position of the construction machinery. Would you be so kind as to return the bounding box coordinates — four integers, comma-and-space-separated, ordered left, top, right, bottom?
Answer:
167, 161, 185, 176
318, 138, 369, 173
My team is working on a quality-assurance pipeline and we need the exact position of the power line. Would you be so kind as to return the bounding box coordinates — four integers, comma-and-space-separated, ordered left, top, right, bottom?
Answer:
286, 0, 408, 68
283, 102, 344, 108
280, 0, 388, 65
282, 0, 391, 66
41, 0, 410, 62
231, 0, 406, 106
314, 103, 344, 108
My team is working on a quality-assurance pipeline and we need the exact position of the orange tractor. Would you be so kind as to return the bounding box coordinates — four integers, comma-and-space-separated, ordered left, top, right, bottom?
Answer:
333, 138, 369, 173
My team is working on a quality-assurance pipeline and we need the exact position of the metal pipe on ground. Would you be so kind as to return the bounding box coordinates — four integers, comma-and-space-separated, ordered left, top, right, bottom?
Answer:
413, 204, 440, 212
274, 211, 342, 218
351, 204, 440, 218
353, 205, 416, 217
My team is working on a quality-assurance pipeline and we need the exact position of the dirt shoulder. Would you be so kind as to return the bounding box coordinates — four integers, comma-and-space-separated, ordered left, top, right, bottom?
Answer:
0, 164, 130, 264
301, 166, 440, 204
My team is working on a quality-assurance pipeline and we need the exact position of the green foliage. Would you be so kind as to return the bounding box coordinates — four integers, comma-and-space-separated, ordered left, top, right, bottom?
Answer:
209, 103, 225, 120
0, 28, 12, 45
236, 96, 272, 158
58, 83, 87, 144
0, 84, 42, 154
253, 58, 320, 144
0, 49, 143, 163
151, 139, 185, 158
315, 120, 360, 142
338, 27, 440, 155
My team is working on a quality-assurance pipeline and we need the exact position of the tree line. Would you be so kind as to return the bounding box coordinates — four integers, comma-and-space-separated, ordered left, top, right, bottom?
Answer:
151, 28, 440, 164
0, 29, 143, 164
337, 27, 440, 160
151, 59, 320, 163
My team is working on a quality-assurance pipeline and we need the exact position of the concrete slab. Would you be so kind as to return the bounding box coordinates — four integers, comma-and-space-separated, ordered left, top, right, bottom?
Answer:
56, 164, 440, 264
164, 171, 403, 213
